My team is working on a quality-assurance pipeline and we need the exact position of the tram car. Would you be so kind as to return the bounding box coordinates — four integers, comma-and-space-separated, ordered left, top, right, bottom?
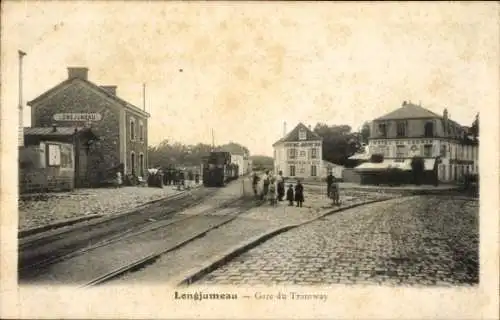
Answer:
202, 151, 239, 187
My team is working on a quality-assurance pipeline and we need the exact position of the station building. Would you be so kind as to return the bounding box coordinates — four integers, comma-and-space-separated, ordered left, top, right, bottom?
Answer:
273, 123, 324, 178
360, 101, 478, 182
27, 67, 150, 186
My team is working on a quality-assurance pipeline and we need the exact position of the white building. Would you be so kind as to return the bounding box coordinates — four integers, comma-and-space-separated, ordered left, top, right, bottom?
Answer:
231, 152, 250, 176
273, 123, 323, 178
360, 101, 479, 182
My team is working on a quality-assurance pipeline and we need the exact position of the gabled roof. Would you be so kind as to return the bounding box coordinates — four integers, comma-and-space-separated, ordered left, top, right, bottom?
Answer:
374, 102, 442, 121
27, 77, 150, 118
273, 122, 322, 146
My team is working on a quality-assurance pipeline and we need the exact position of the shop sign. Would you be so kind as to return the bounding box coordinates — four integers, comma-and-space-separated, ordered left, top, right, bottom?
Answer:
53, 113, 102, 122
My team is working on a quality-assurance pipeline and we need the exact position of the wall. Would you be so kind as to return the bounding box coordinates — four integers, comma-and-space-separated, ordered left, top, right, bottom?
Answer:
371, 118, 445, 139
342, 168, 361, 183
31, 81, 121, 181
19, 142, 74, 194
125, 112, 148, 176
274, 141, 322, 178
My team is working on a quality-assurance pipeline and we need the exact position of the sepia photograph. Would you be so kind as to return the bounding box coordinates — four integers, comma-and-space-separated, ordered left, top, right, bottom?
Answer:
1, 1, 498, 319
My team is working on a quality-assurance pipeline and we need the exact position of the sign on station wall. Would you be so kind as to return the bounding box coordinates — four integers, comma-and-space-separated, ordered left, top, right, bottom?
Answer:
53, 113, 102, 121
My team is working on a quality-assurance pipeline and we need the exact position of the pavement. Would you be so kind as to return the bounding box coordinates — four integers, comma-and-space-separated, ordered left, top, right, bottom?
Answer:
18, 183, 200, 231
110, 188, 401, 285
195, 195, 478, 286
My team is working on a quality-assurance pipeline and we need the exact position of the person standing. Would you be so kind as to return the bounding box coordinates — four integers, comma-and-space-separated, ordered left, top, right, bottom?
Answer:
115, 170, 122, 188
262, 170, 270, 201
294, 180, 304, 207
252, 172, 260, 197
286, 184, 294, 206
268, 177, 277, 206
330, 176, 340, 206
326, 172, 334, 199
276, 170, 285, 201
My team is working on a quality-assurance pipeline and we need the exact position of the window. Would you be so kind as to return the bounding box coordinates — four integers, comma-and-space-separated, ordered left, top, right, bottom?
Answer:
378, 124, 387, 137
396, 145, 406, 158
130, 152, 136, 175
130, 119, 136, 141
289, 165, 296, 177
299, 167, 305, 173
139, 122, 144, 141
311, 148, 317, 159
396, 121, 407, 137
60, 144, 73, 169
440, 145, 447, 157
299, 150, 306, 157
424, 122, 434, 137
298, 129, 307, 140
423, 144, 433, 157
288, 148, 296, 159
311, 165, 317, 177
47, 144, 61, 166
139, 153, 144, 177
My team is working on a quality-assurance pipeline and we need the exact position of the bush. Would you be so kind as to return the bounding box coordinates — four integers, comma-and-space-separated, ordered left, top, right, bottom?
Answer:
371, 154, 384, 163
411, 156, 425, 185
386, 168, 405, 186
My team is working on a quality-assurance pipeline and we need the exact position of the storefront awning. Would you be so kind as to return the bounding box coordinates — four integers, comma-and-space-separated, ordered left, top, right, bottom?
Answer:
354, 159, 411, 172
355, 158, 437, 172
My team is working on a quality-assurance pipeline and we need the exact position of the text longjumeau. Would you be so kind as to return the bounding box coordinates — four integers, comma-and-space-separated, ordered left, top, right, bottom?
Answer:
53, 113, 102, 122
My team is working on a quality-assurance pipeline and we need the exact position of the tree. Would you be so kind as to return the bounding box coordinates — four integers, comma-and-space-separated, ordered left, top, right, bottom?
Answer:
313, 123, 362, 166
219, 142, 250, 155
470, 113, 479, 138
148, 140, 250, 169
360, 122, 371, 144
249, 155, 273, 170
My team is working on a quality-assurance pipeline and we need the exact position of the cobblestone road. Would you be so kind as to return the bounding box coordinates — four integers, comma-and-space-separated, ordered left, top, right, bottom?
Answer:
18, 185, 191, 230
197, 195, 478, 286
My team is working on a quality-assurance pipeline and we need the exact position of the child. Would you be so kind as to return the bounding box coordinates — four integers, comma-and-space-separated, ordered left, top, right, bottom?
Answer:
330, 177, 340, 206
286, 184, 294, 206
115, 171, 122, 188
294, 180, 304, 207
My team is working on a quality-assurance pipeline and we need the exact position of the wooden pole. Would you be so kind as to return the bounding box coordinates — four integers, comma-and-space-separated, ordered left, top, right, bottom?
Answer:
142, 83, 146, 111
18, 50, 26, 146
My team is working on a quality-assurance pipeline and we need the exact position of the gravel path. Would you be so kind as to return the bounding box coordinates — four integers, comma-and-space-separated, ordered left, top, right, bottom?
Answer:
18, 186, 190, 230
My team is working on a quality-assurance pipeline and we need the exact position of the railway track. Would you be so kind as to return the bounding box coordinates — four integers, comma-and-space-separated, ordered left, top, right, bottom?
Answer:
18, 186, 228, 280
81, 197, 264, 288
20, 193, 262, 286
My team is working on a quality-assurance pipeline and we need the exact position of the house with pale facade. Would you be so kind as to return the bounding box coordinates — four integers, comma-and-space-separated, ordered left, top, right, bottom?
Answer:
357, 101, 478, 183
273, 123, 323, 178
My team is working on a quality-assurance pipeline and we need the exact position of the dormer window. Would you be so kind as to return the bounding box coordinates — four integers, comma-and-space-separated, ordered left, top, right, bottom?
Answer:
298, 129, 307, 140
424, 122, 434, 137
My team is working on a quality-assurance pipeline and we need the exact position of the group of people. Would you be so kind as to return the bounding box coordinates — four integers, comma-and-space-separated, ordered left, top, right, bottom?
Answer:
251, 170, 342, 208
252, 170, 305, 207
163, 169, 200, 187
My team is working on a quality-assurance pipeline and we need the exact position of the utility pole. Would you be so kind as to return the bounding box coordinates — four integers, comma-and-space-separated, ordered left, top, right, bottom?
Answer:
18, 50, 27, 146
211, 129, 215, 150
142, 83, 146, 111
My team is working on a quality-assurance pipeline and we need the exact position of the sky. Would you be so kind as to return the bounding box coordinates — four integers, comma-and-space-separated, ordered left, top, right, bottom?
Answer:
2, 1, 498, 156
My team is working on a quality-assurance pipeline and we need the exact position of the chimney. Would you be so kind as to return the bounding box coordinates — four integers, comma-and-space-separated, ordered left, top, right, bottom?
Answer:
52, 124, 57, 132
100, 85, 117, 95
402, 100, 407, 106
283, 121, 287, 137
443, 108, 449, 135
308, 125, 312, 130
68, 67, 88, 80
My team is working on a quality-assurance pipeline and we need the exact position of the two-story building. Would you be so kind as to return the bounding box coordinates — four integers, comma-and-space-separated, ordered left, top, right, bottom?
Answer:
273, 123, 323, 178
27, 67, 150, 186
363, 101, 478, 182
230, 151, 250, 176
